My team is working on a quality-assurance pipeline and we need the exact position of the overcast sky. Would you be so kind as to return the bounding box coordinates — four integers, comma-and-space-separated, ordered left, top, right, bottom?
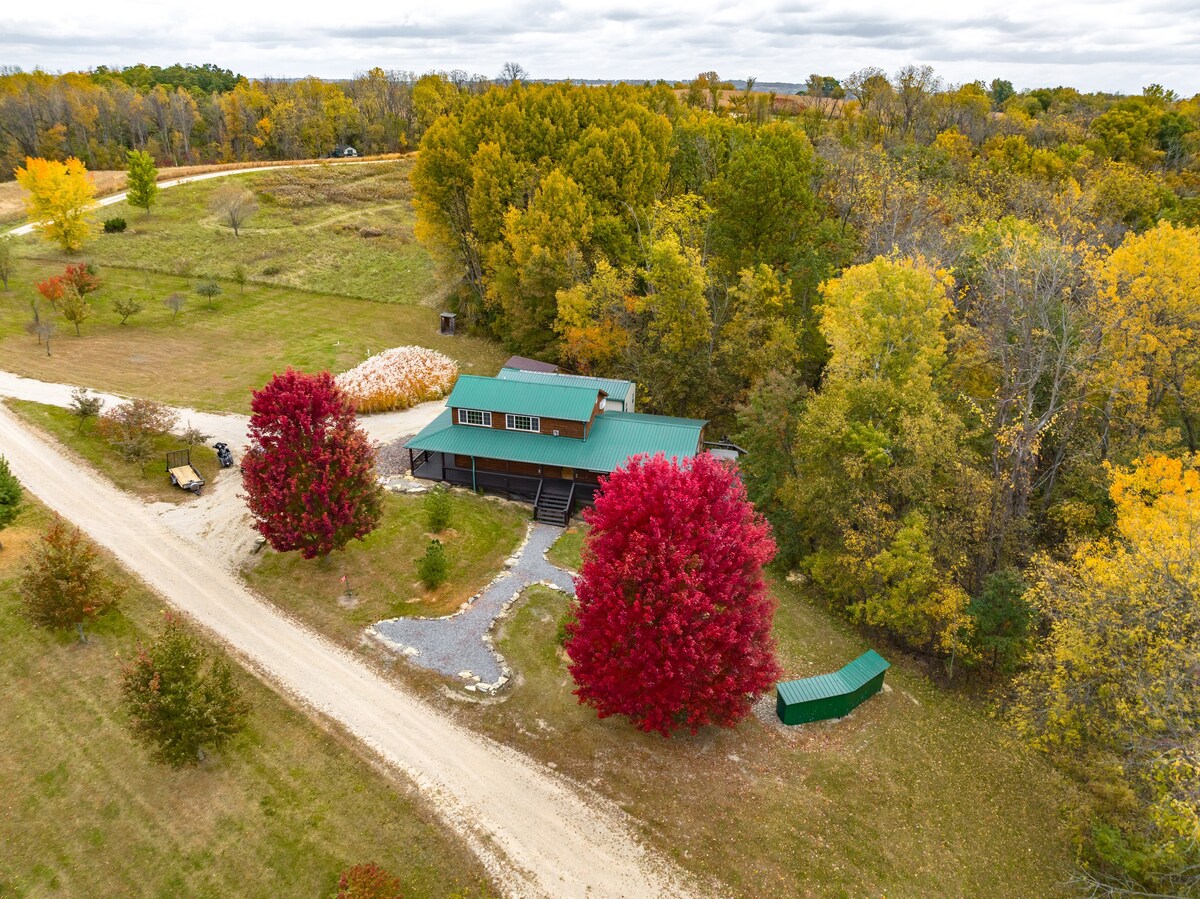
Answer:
4, 0, 1199, 95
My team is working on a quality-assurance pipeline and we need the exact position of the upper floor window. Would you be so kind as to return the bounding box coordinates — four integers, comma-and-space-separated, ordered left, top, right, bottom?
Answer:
505, 414, 540, 432
458, 409, 492, 427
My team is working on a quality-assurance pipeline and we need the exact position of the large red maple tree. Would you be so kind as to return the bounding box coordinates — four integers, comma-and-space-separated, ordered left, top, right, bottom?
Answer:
242, 369, 383, 560
565, 452, 781, 736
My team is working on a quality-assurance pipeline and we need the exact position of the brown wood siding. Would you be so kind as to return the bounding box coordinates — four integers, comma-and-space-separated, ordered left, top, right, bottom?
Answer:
538, 417, 585, 438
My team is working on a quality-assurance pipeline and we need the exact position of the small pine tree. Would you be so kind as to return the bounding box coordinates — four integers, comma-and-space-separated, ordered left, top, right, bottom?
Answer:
121, 614, 250, 766
333, 863, 404, 899
417, 539, 448, 589
125, 149, 159, 215
0, 455, 22, 550
20, 517, 119, 641
423, 485, 451, 532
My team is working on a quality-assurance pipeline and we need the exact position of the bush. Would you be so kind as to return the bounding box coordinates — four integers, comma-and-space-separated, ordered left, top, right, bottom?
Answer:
20, 517, 119, 642
333, 863, 403, 899
417, 539, 448, 589
334, 346, 458, 414
121, 614, 250, 766
424, 486, 451, 532
103, 217, 127, 233
97, 398, 177, 469
261, 264, 282, 276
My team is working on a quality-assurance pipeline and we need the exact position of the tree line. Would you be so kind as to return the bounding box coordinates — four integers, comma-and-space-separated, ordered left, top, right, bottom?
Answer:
410, 74, 1200, 895
0, 63, 506, 177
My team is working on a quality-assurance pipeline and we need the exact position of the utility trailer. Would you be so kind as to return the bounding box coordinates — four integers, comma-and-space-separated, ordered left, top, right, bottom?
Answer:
166, 449, 205, 495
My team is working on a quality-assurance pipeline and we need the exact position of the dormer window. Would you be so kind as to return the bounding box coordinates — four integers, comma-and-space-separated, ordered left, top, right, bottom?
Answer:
458, 409, 492, 427
506, 414, 540, 432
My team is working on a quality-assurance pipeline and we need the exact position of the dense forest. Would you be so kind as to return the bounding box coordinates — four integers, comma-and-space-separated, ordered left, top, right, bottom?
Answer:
409, 74, 1199, 896
4, 62, 1199, 894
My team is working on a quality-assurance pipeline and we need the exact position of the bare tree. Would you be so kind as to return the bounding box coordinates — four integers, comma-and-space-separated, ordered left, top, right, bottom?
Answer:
497, 62, 528, 87
209, 185, 258, 237
164, 292, 186, 321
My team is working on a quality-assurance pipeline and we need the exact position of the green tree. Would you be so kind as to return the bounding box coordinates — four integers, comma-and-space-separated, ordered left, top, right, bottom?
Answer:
0, 236, 12, 289
125, 149, 159, 215
231, 264, 247, 294
121, 614, 251, 766
59, 282, 92, 336
20, 517, 119, 642
0, 455, 22, 550
423, 486, 451, 532
417, 539, 448, 589
112, 296, 144, 324
194, 278, 222, 310
69, 387, 104, 431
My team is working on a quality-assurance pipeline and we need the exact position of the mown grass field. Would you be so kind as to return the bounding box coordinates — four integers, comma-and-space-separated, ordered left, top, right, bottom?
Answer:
457, 532, 1080, 898
243, 492, 529, 643
0, 499, 492, 898
7, 400, 221, 504
0, 262, 506, 412
10, 161, 433, 303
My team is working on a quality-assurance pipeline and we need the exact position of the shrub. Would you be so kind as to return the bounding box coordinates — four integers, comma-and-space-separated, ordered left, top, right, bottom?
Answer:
334, 346, 458, 414
20, 517, 119, 642
417, 539, 448, 589
333, 863, 403, 899
424, 486, 451, 532
103, 217, 127, 233
97, 398, 177, 469
261, 264, 282, 276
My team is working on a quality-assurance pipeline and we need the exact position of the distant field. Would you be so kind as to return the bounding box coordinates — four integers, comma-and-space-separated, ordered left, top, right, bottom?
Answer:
0, 260, 505, 413
0, 155, 407, 226
459, 560, 1080, 897
0, 499, 490, 898
9, 160, 434, 303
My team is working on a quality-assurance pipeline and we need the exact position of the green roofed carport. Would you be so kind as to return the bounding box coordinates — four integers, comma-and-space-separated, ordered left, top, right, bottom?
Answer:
775, 650, 890, 725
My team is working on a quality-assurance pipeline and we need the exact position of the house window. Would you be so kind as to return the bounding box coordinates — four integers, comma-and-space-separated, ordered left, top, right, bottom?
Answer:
505, 414, 540, 432
457, 409, 492, 427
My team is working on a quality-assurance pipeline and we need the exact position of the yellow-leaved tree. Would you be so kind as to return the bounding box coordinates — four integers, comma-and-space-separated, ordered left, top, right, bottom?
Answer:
14, 156, 96, 252
1092, 221, 1200, 455
1012, 454, 1200, 894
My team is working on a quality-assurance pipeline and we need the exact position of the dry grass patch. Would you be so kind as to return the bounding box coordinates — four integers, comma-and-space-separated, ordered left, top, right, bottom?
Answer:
0, 262, 507, 413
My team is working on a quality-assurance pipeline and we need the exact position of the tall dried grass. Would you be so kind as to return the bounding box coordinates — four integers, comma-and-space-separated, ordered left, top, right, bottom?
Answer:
335, 346, 458, 414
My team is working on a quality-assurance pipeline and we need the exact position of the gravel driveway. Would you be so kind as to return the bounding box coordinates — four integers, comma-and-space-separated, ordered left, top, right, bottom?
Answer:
0, 402, 698, 899
372, 522, 575, 688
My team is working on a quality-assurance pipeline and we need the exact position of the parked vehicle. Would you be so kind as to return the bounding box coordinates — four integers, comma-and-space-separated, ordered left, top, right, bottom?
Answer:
214, 442, 234, 468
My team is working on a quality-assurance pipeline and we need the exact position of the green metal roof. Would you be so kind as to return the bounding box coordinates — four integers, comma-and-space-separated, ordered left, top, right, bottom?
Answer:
776, 650, 890, 704
496, 368, 633, 402
447, 374, 600, 422
406, 409, 706, 473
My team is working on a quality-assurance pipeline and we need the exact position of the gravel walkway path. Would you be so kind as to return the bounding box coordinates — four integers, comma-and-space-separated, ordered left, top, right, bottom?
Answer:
371, 522, 576, 689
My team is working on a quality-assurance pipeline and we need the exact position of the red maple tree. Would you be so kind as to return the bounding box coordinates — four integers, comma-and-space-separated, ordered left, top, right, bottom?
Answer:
564, 452, 781, 736
241, 369, 383, 560
37, 262, 100, 307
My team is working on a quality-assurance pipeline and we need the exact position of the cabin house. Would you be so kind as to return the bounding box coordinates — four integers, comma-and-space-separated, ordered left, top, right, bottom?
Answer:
406, 374, 705, 524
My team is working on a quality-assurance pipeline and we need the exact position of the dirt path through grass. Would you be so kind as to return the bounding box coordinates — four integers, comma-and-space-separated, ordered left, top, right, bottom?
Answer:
0, 402, 701, 899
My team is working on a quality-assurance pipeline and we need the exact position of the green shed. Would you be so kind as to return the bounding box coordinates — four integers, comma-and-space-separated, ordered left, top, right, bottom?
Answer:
775, 650, 890, 726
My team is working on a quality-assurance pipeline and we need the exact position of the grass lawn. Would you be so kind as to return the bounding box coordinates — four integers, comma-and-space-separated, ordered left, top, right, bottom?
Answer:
0, 499, 491, 898
7, 399, 221, 504
242, 491, 529, 646
546, 523, 586, 571
0, 262, 507, 413
10, 161, 434, 304
465, 581, 1080, 897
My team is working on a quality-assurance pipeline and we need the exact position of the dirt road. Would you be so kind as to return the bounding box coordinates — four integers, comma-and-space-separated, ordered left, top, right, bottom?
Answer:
0, 403, 699, 898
